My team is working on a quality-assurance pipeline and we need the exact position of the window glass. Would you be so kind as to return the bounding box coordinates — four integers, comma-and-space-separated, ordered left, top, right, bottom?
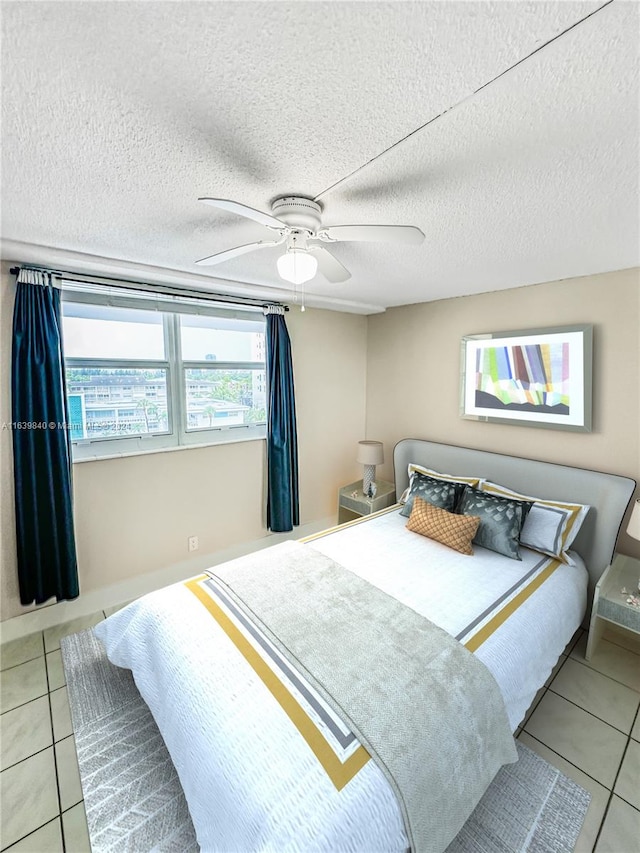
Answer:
65, 368, 169, 439
62, 296, 267, 458
180, 314, 264, 362
62, 303, 165, 360
184, 368, 266, 429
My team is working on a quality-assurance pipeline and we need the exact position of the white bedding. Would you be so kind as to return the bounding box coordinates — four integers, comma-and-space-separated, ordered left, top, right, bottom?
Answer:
95, 509, 588, 853
308, 509, 588, 730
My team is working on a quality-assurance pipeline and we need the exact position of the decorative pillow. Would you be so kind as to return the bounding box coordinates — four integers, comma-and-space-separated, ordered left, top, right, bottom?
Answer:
399, 464, 482, 509
481, 481, 590, 565
407, 464, 482, 491
399, 471, 460, 518
457, 486, 533, 560
406, 497, 480, 555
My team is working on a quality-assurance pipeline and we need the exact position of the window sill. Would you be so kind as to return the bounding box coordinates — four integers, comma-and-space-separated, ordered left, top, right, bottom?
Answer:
72, 433, 266, 464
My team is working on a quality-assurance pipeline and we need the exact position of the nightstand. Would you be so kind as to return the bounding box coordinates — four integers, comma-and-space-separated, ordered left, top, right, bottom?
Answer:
338, 479, 397, 524
586, 553, 640, 660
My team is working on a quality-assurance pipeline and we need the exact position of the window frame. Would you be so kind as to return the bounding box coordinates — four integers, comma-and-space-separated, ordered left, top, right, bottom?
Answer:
62, 291, 267, 461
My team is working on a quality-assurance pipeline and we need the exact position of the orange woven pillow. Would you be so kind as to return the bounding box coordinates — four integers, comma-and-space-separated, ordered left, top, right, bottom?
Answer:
406, 496, 480, 555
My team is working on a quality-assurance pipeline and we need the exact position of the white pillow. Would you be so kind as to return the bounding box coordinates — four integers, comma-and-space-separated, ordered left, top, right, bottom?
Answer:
481, 481, 590, 565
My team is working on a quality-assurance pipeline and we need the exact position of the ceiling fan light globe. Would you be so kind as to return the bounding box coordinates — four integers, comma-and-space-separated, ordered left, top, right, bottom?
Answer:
277, 250, 318, 285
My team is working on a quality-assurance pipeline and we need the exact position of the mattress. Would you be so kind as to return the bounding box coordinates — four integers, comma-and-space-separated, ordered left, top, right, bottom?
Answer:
95, 508, 587, 852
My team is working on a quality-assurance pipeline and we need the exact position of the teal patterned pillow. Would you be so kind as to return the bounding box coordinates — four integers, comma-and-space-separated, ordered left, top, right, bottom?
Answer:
399, 472, 460, 518
457, 486, 533, 560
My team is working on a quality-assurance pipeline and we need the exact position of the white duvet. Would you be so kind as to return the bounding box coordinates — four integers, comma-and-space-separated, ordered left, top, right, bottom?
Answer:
309, 511, 588, 730
94, 510, 587, 853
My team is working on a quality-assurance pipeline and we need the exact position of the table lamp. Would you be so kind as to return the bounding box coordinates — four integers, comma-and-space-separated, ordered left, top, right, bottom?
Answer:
357, 440, 384, 497
627, 499, 640, 540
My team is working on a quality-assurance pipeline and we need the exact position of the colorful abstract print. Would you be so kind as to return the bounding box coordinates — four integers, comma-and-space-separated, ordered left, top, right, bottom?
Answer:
475, 343, 569, 415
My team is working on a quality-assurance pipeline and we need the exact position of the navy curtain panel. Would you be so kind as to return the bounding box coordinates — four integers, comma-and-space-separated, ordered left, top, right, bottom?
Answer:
265, 308, 299, 532
11, 270, 79, 605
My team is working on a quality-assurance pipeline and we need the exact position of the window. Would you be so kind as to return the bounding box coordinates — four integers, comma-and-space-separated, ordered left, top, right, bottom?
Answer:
180, 314, 267, 433
62, 295, 267, 460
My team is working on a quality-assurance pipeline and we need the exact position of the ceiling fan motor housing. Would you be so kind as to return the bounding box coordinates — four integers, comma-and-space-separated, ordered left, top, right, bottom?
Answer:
271, 196, 322, 231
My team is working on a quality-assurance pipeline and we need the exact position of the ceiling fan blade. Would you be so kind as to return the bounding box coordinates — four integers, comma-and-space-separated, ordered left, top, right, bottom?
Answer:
198, 198, 286, 230
195, 239, 283, 266
309, 246, 351, 283
320, 224, 425, 245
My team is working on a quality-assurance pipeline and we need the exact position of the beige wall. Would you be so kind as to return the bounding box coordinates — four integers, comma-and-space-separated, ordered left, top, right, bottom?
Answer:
0, 264, 367, 620
367, 267, 640, 558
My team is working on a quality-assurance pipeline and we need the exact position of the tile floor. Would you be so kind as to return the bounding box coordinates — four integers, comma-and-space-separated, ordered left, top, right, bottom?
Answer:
0, 615, 639, 852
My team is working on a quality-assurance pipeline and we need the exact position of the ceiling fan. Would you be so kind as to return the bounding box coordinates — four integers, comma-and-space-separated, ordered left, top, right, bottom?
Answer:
195, 196, 425, 285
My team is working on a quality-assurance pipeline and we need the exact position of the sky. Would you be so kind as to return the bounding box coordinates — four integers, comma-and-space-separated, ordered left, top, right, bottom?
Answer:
62, 309, 263, 362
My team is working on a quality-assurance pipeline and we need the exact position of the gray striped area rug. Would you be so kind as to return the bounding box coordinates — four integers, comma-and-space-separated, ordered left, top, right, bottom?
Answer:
61, 628, 590, 853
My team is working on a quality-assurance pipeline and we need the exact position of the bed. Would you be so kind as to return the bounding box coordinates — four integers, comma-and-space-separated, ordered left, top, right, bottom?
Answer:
95, 439, 635, 853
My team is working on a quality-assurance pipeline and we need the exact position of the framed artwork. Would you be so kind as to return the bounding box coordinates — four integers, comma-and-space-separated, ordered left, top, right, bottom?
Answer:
461, 325, 593, 432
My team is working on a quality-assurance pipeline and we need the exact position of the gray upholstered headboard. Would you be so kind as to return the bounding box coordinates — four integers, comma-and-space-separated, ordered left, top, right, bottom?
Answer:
394, 439, 635, 606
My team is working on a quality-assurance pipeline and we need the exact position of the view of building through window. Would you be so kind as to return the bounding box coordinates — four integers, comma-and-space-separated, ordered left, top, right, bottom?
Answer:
62, 301, 266, 445
184, 369, 266, 431
65, 368, 170, 439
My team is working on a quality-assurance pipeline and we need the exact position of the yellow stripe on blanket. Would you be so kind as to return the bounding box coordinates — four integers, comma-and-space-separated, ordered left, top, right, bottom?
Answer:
185, 555, 561, 787
185, 578, 370, 790
463, 559, 561, 652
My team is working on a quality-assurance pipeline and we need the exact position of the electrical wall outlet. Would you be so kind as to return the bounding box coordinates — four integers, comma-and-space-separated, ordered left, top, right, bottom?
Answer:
188, 535, 199, 552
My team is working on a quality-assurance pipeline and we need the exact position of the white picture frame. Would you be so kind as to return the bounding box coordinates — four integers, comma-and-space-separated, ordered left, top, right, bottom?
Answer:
460, 325, 593, 432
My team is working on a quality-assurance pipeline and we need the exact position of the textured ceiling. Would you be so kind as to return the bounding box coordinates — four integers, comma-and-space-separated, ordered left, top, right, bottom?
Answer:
2, 1, 638, 313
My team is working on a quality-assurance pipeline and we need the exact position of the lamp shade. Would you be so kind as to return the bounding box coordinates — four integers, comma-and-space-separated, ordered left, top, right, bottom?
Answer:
277, 250, 318, 285
356, 440, 384, 466
627, 499, 640, 540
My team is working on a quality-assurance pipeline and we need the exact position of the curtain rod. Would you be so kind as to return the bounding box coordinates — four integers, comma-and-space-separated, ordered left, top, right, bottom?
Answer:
9, 265, 289, 312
